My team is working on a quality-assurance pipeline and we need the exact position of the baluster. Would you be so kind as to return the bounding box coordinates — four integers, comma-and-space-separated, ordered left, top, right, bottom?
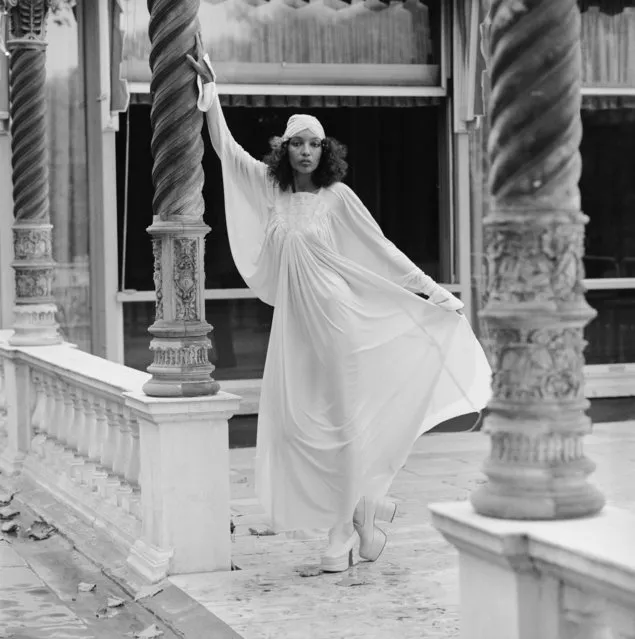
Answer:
99, 401, 122, 503
90, 398, 109, 494
58, 383, 77, 471
39, 377, 54, 439
114, 407, 136, 513
78, 393, 97, 486
0, 361, 7, 424
112, 408, 134, 510
0, 362, 6, 452
35, 376, 53, 460
46, 378, 66, 467
29, 371, 47, 456
67, 387, 85, 479
127, 417, 142, 520
48, 377, 64, 442
562, 585, 614, 639
111, 407, 129, 479
126, 416, 140, 488
607, 601, 635, 639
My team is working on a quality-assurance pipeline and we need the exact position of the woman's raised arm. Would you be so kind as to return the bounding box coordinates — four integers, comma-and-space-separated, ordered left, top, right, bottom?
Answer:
186, 34, 274, 210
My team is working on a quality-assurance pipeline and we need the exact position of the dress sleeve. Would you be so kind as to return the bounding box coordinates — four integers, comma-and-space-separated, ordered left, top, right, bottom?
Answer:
198, 82, 277, 304
330, 182, 463, 311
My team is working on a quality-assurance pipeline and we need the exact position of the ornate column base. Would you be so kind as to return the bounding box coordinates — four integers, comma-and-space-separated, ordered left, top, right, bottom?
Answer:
470, 470, 606, 521
470, 400, 605, 520
143, 336, 220, 397
9, 303, 61, 346
142, 219, 220, 398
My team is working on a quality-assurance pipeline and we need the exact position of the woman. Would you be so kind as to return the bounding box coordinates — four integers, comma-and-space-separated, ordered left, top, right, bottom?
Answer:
187, 36, 491, 573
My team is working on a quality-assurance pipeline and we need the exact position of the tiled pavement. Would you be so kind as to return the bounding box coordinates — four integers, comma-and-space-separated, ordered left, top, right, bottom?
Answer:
170, 422, 635, 639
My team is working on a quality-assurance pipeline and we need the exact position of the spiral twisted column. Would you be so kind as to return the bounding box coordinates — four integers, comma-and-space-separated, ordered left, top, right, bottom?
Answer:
142, 0, 219, 396
4, 0, 61, 345
471, 0, 605, 519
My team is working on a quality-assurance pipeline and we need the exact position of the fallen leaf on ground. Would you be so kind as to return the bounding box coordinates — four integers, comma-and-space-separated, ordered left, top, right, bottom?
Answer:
0, 506, 19, 520
248, 526, 276, 537
78, 582, 97, 593
336, 576, 369, 587
134, 584, 163, 601
297, 565, 322, 578
134, 624, 164, 638
107, 596, 125, 608
0, 492, 15, 507
27, 521, 55, 540
1, 521, 18, 534
96, 606, 118, 618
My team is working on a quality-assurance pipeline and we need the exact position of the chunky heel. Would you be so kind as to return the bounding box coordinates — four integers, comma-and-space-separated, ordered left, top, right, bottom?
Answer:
375, 500, 397, 523
320, 533, 357, 573
359, 526, 387, 562
321, 548, 354, 573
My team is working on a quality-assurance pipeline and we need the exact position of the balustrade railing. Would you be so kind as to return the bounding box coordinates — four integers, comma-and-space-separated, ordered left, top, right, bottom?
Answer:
10, 342, 149, 546
0, 330, 241, 581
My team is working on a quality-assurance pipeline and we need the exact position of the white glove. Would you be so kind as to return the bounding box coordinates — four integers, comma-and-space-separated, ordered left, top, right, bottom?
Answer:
411, 271, 464, 312
196, 53, 217, 112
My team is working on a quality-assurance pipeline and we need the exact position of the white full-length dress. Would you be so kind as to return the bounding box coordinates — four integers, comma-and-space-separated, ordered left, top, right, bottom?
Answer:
203, 96, 492, 533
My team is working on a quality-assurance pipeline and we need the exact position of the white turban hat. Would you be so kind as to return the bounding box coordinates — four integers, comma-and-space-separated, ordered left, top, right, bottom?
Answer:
282, 114, 326, 141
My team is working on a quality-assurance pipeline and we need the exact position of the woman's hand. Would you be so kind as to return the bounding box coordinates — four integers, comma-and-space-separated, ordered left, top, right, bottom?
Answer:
185, 33, 215, 84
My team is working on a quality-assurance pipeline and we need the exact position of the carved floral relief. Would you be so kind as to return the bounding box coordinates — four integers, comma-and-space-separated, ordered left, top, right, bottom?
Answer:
483, 221, 586, 306
174, 238, 198, 321
485, 327, 586, 402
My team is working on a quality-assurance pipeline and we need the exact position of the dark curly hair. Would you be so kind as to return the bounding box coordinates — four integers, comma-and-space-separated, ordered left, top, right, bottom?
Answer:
263, 136, 348, 191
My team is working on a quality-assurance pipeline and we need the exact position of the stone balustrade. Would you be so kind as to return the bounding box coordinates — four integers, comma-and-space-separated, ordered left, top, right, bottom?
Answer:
431, 502, 635, 639
0, 330, 240, 582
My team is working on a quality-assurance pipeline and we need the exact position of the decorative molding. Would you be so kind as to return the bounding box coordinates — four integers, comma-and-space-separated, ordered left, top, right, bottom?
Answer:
485, 327, 586, 402
3, 0, 59, 44
151, 238, 163, 321
14, 267, 53, 299
490, 432, 584, 465
483, 218, 587, 307
13, 224, 52, 260
174, 238, 198, 322
150, 340, 211, 368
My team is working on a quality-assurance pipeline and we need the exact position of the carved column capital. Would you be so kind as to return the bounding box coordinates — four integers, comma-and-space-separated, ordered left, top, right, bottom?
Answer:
2, 0, 58, 45
471, 0, 604, 520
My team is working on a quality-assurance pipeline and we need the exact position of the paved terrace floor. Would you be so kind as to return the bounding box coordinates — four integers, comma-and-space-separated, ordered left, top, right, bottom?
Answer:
170, 422, 635, 639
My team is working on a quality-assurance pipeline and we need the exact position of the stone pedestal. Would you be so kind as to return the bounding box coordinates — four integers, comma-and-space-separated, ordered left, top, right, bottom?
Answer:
430, 501, 635, 639
472, 0, 604, 519
143, 220, 219, 397
4, 1, 62, 346
124, 390, 240, 582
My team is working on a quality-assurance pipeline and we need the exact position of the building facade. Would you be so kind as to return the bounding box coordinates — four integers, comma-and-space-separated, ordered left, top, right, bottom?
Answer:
0, 0, 633, 413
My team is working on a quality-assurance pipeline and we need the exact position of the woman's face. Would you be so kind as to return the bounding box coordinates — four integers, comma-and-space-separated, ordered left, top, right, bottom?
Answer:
287, 129, 323, 175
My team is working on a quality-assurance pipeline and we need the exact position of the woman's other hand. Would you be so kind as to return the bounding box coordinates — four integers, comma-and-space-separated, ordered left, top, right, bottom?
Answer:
185, 33, 215, 84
